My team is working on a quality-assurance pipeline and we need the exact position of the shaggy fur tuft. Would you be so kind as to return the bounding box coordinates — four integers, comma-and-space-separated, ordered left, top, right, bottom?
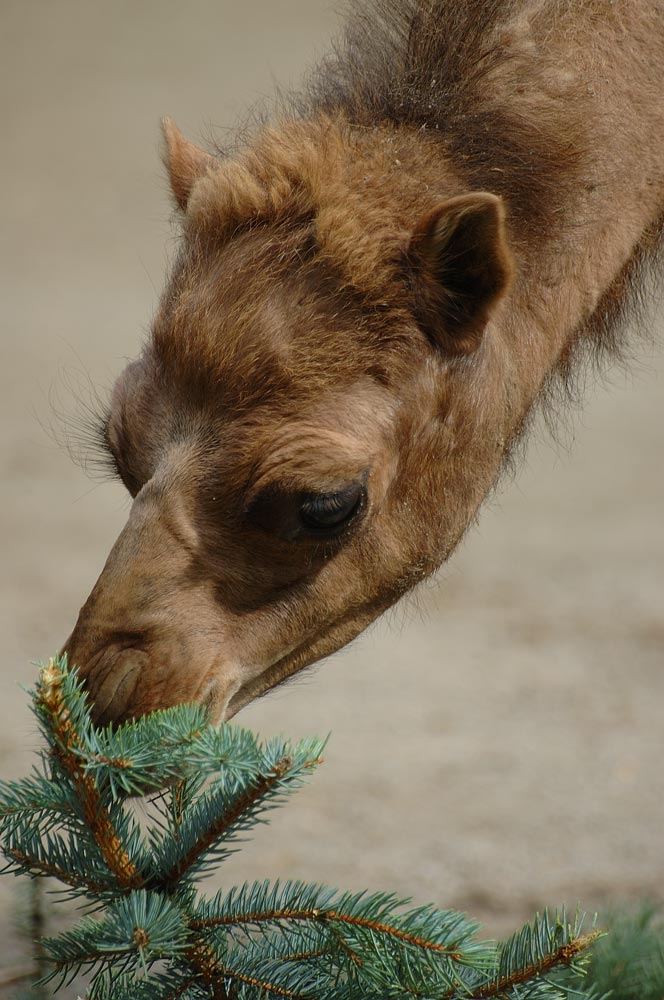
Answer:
301, 0, 588, 245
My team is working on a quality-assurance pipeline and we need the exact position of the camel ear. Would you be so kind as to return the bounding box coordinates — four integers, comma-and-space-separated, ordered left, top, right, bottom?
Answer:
161, 118, 218, 210
408, 193, 513, 354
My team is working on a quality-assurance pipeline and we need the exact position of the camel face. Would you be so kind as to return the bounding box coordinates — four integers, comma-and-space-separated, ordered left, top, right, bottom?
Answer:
63, 2, 664, 723
63, 131, 513, 722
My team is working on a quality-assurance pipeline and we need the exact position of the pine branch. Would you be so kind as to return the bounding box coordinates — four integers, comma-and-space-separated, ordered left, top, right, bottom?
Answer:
0, 771, 77, 827
202, 941, 342, 1000
0, 659, 610, 1000
4, 846, 105, 894
474, 931, 601, 999
156, 755, 314, 889
215, 963, 308, 1000
77, 706, 264, 797
279, 949, 330, 964
190, 882, 479, 960
192, 902, 462, 956
2, 813, 131, 900
190, 882, 492, 997
182, 943, 231, 1000
464, 910, 601, 1000
36, 660, 143, 889
41, 890, 190, 992
149, 744, 324, 888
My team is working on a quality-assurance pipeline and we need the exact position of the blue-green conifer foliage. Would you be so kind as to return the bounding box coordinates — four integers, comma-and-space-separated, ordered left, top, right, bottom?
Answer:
0, 659, 602, 999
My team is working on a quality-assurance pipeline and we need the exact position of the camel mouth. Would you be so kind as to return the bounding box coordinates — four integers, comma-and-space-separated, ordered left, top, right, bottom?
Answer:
223, 623, 342, 721
223, 598, 388, 721
223, 648, 309, 721
79, 646, 148, 726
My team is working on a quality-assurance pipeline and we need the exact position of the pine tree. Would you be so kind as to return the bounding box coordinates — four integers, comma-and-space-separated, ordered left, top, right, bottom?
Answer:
0, 658, 601, 999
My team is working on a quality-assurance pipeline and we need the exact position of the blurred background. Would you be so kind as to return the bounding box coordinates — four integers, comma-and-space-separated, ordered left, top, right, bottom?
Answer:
1, 0, 663, 976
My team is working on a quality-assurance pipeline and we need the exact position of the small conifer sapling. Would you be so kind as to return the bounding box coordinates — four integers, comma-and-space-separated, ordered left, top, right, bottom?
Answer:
0, 659, 600, 999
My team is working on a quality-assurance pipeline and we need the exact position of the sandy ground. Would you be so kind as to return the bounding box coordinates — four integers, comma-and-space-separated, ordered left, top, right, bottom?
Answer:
1, 0, 663, 985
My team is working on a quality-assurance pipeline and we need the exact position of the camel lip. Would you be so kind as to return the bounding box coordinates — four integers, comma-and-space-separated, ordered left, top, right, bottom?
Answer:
58, 632, 148, 724
88, 650, 148, 726
223, 627, 333, 721
223, 653, 300, 721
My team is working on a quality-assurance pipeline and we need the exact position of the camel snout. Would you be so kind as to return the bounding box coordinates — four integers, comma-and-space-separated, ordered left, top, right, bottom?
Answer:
60, 630, 147, 725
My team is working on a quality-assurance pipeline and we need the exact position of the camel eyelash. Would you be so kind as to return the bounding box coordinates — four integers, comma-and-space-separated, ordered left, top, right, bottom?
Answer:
73, 408, 119, 482
45, 368, 119, 483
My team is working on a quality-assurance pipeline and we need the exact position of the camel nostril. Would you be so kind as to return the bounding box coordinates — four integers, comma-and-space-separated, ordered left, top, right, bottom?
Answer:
90, 653, 146, 726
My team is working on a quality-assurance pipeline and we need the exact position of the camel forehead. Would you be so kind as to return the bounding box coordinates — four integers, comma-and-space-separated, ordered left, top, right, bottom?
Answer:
151, 226, 388, 411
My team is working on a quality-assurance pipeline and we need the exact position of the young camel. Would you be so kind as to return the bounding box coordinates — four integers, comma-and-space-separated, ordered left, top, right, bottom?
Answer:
64, 0, 664, 725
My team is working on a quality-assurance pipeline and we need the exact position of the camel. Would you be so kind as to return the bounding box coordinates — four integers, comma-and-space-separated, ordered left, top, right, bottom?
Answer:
64, 0, 664, 725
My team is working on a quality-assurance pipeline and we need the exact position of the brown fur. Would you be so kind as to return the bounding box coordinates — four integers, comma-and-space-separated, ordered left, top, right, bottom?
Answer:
64, 0, 664, 724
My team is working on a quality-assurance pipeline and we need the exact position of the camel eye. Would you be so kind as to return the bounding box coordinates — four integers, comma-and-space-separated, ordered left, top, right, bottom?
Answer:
300, 483, 365, 531
247, 477, 368, 541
